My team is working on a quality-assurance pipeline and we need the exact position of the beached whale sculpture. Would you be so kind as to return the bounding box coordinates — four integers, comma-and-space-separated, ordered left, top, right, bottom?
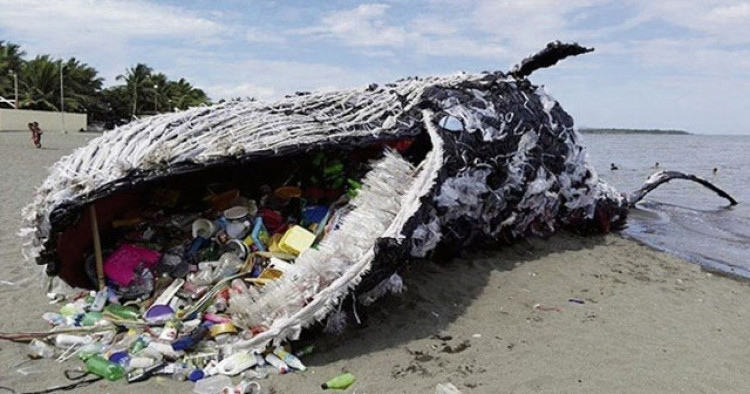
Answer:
20, 42, 736, 348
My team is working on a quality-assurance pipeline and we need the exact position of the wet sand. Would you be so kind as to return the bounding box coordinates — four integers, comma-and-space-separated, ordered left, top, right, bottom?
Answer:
1, 131, 750, 393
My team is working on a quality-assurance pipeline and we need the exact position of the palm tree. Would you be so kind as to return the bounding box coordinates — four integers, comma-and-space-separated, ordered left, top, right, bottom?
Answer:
19, 55, 60, 111
0, 41, 26, 102
149, 72, 168, 113
116, 63, 153, 118
60, 57, 103, 113
165, 78, 210, 110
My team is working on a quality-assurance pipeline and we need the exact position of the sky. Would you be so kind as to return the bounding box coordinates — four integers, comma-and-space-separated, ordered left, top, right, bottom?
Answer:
0, 0, 748, 135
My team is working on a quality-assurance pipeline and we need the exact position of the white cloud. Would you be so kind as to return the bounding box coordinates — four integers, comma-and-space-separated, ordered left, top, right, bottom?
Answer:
193, 58, 387, 102
414, 37, 507, 59
707, 3, 750, 23
629, 0, 750, 45
624, 38, 750, 75
469, 0, 607, 50
209, 83, 276, 101
310, 3, 407, 47
246, 27, 286, 44
294, 2, 513, 61
0, 0, 227, 55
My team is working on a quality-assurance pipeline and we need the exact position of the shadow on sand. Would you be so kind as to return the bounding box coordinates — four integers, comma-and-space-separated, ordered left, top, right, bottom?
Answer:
301, 232, 609, 366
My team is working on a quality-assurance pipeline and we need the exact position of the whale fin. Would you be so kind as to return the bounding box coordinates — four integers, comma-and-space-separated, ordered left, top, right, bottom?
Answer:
628, 170, 738, 207
509, 41, 594, 79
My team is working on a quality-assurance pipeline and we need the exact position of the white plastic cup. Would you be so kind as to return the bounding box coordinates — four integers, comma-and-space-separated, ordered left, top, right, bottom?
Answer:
192, 219, 218, 239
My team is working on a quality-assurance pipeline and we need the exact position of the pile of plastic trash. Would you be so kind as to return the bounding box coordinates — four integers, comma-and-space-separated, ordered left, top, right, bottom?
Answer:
25, 152, 366, 392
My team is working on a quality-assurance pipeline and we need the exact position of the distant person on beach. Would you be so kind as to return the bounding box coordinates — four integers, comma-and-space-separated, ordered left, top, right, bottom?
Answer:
653, 162, 660, 169
33, 122, 43, 148
610, 163, 619, 170
713, 167, 718, 175
28, 122, 42, 148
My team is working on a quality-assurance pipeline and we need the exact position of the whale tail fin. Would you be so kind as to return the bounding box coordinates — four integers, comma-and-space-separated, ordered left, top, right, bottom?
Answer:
627, 170, 738, 208
509, 41, 594, 79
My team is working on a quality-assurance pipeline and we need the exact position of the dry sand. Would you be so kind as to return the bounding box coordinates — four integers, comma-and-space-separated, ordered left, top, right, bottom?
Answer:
1, 131, 750, 394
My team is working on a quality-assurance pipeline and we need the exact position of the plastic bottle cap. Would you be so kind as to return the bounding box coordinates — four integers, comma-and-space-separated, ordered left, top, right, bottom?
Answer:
189, 369, 205, 382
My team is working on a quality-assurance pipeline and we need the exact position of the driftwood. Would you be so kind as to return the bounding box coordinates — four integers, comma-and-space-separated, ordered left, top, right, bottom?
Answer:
0, 326, 114, 343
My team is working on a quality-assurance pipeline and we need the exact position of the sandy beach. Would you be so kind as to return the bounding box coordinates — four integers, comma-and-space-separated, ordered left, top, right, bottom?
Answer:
1, 131, 750, 394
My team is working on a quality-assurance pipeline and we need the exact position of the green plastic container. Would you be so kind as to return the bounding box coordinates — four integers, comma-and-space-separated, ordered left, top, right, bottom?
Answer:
104, 304, 140, 320
321, 372, 355, 390
84, 354, 125, 381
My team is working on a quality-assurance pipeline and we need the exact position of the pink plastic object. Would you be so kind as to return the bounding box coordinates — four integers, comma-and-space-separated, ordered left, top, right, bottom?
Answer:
103, 244, 161, 286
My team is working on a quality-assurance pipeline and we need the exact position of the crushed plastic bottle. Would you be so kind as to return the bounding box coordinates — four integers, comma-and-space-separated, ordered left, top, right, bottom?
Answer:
41, 312, 65, 326
27, 339, 55, 359
193, 374, 232, 394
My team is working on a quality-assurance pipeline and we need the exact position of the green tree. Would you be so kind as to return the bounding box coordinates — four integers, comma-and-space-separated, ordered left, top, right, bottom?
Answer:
61, 57, 103, 113
19, 55, 60, 111
165, 78, 210, 110
116, 63, 153, 118
91, 85, 130, 126
0, 41, 26, 103
149, 72, 168, 114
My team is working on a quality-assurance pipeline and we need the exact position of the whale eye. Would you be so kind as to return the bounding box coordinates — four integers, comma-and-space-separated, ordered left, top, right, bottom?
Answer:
438, 115, 464, 132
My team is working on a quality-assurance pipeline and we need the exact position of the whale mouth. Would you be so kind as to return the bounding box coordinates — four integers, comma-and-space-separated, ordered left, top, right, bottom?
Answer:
41, 112, 443, 347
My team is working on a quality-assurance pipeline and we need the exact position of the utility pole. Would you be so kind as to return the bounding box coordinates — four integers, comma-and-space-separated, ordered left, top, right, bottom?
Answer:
153, 84, 158, 114
60, 63, 66, 134
11, 71, 18, 108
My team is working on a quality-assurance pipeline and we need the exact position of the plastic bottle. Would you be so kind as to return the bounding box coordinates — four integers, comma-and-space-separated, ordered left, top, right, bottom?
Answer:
272, 346, 307, 371
158, 318, 182, 342
80, 311, 104, 326
172, 325, 209, 351
126, 361, 165, 383
77, 342, 104, 360
264, 353, 289, 374
27, 339, 55, 359
170, 363, 191, 381
129, 356, 155, 369
83, 354, 126, 381
89, 287, 109, 312
129, 335, 149, 354
193, 374, 232, 394
104, 304, 140, 320
321, 372, 356, 390
42, 312, 65, 326
54, 333, 92, 348
108, 351, 131, 370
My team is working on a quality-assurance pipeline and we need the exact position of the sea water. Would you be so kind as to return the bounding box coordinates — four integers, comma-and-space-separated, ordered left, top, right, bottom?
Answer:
583, 133, 750, 278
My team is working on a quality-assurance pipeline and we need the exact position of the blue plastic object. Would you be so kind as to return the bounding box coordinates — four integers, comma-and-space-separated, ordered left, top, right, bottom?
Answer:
250, 217, 269, 252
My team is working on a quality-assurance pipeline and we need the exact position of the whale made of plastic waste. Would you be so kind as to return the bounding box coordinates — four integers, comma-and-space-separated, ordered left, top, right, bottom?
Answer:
23, 41, 736, 355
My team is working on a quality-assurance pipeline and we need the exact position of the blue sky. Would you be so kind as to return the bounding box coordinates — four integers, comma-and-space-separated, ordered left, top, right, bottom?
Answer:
1, 0, 748, 134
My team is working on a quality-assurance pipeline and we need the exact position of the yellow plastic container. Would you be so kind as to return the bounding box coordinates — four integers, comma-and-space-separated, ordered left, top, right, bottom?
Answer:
268, 233, 284, 253
278, 225, 316, 256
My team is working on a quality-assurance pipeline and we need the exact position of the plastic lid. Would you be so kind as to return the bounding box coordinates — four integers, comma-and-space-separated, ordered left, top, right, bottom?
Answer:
224, 206, 249, 220
188, 369, 205, 382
